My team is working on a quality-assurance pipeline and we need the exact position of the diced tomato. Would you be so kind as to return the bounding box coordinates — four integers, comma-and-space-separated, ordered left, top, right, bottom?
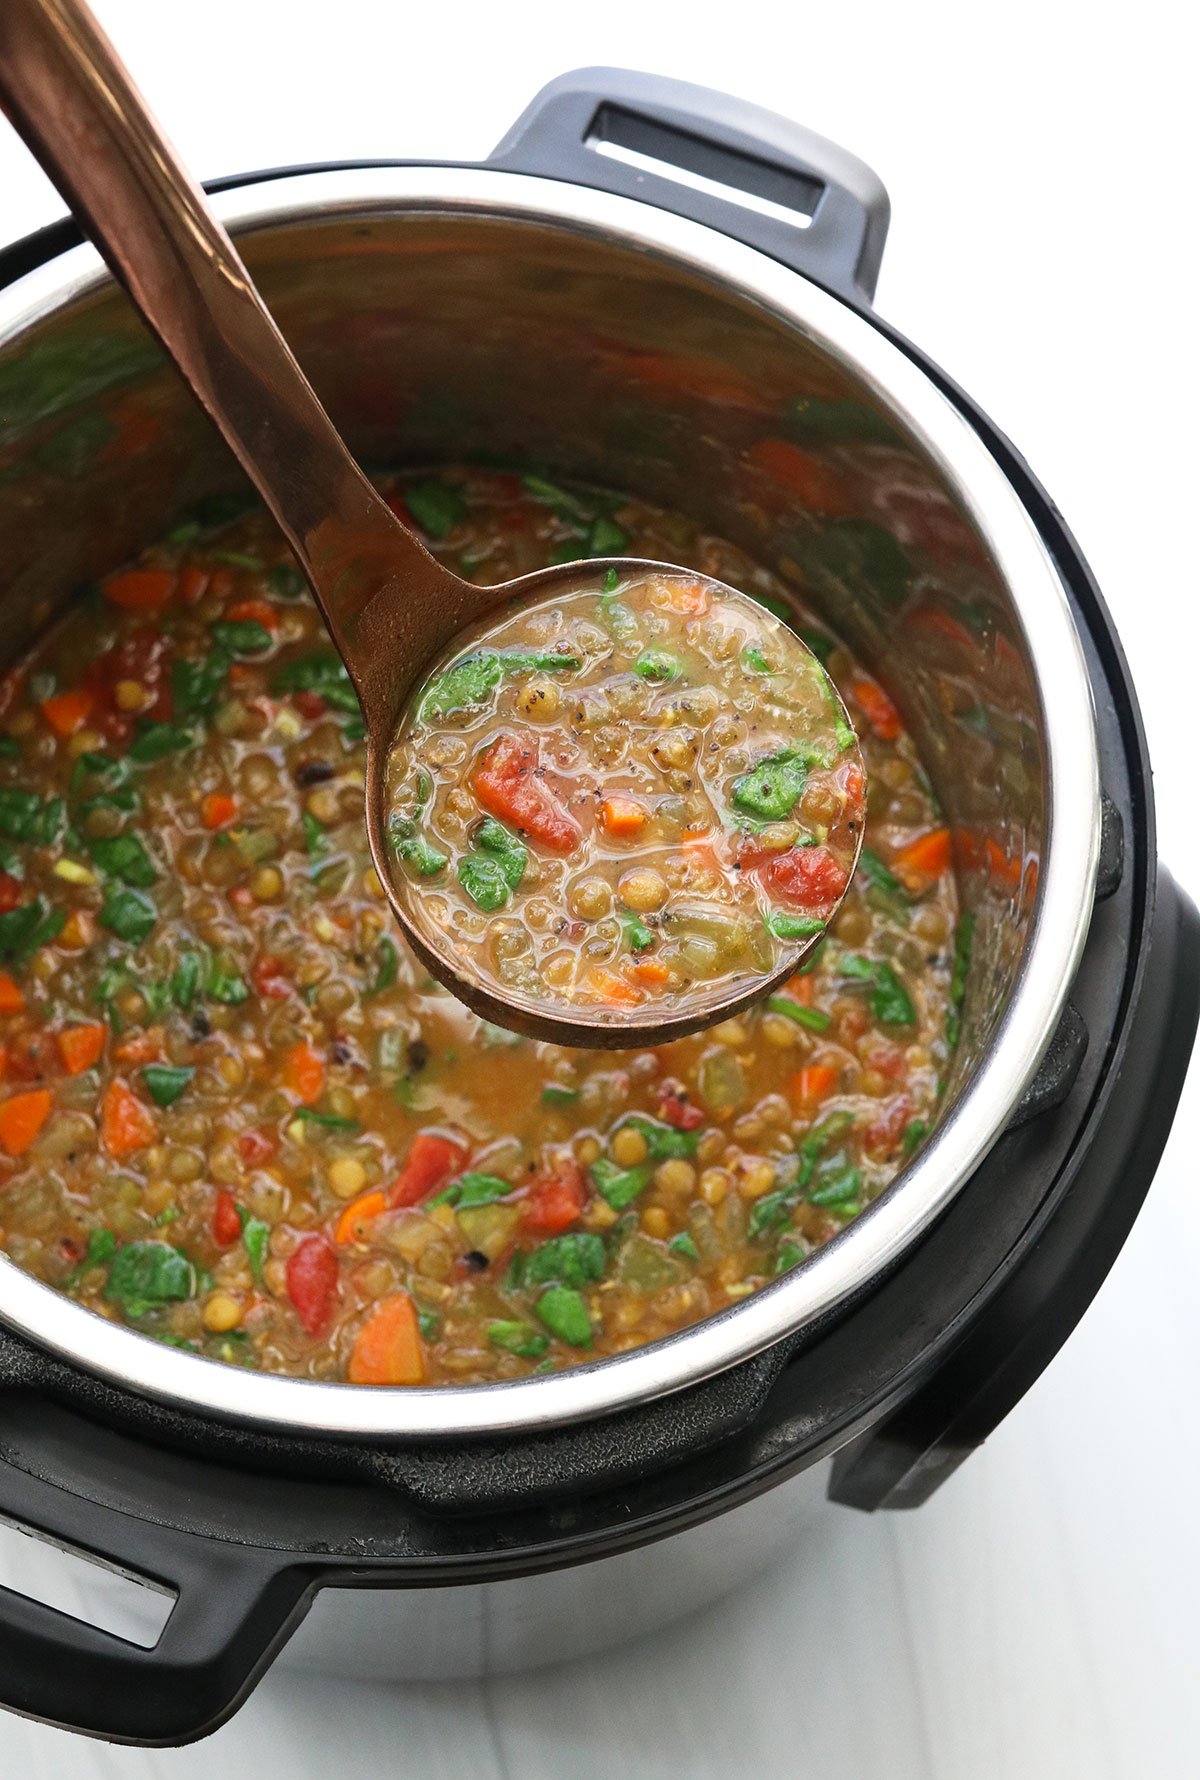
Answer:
283, 1042, 325, 1105
0, 1088, 52, 1156
864, 1042, 906, 1080
0, 972, 24, 1015
0, 875, 24, 915
212, 1188, 242, 1248
864, 1094, 913, 1157
85, 624, 173, 725
389, 1130, 467, 1208
102, 568, 176, 611
472, 732, 583, 854
286, 1233, 339, 1336
40, 689, 94, 738
56, 1023, 106, 1075
757, 845, 849, 914
0, 1046, 7, 1082
522, 1160, 587, 1235
850, 676, 902, 742
5, 1029, 57, 1083
657, 1079, 705, 1131
746, 437, 854, 516
201, 792, 237, 830
251, 953, 292, 1000
224, 599, 279, 632
178, 565, 208, 604
238, 1128, 277, 1167
293, 690, 326, 720
101, 1079, 157, 1157
347, 1291, 424, 1385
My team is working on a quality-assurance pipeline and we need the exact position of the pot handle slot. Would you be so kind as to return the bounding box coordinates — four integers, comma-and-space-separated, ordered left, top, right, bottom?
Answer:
489, 68, 891, 305
0, 1459, 310, 1745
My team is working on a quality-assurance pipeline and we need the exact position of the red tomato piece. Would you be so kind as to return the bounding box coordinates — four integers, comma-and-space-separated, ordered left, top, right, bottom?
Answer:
471, 733, 583, 854
286, 1234, 339, 1336
657, 1079, 705, 1131
0, 874, 23, 915
293, 690, 326, 720
864, 1094, 913, 1157
238, 1129, 277, 1167
389, 1130, 467, 1208
212, 1188, 242, 1248
251, 953, 293, 1000
522, 1160, 587, 1235
757, 845, 849, 915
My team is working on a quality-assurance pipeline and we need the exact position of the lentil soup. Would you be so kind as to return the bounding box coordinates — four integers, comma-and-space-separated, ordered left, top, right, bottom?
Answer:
0, 469, 959, 1385
386, 568, 865, 1025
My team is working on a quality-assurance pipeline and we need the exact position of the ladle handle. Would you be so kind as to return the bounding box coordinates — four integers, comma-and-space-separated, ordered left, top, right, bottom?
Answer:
0, 0, 455, 697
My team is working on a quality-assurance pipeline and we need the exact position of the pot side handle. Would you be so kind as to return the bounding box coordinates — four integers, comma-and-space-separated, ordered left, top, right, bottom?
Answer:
0, 1457, 311, 1745
489, 67, 891, 305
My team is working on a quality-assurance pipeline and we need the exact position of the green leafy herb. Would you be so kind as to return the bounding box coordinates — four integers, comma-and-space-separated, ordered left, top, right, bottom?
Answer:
476, 816, 528, 890
616, 1114, 700, 1160
268, 563, 306, 599
99, 886, 157, 945
669, 1232, 701, 1263
799, 628, 836, 665
457, 853, 511, 912
271, 651, 360, 714
787, 395, 897, 445
88, 832, 156, 887
429, 1172, 512, 1210
236, 1205, 270, 1282
129, 722, 194, 764
0, 736, 21, 760
732, 749, 810, 821
540, 1083, 580, 1107
389, 813, 447, 878
619, 910, 655, 953
521, 474, 596, 523
294, 1107, 360, 1131
211, 619, 273, 656
766, 995, 832, 1033
602, 567, 620, 593
488, 1320, 549, 1359
105, 1241, 195, 1319
585, 514, 629, 557
205, 957, 249, 1004
589, 1156, 652, 1211
66, 1226, 116, 1287
859, 848, 903, 897
140, 1064, 194, 1108
902, 1118, 929, 1156
748, 1112, 856, 1239
302, 810, 329, 861
416, 1307, 440, 1341
871, 962, 916, 1027
535, 1284, 592, 1346
419, 647, 579, 720
741, 644, 776, 674
403, 479, 467, 538
0, 898, 48, 960
0, 788, 63, 843
368, 936, 398, 996
634, 647, 683, 683
170, 951, 201, 1010
764, 911, 826, 942
520, 1238, 604, 1297
773, 1240, 806, 1274
210, 549, 265, 570
809, 1162, 862, 1209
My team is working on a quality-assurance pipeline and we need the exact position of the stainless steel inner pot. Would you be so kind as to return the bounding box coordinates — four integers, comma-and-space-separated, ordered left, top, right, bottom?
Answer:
0, 167, 1100, 1440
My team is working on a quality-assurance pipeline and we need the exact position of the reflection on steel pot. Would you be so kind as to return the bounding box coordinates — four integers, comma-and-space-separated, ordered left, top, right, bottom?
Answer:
0, 67, 1195, 1747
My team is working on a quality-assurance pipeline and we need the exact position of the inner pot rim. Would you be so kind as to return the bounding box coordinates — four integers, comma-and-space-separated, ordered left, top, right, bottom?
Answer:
0, 166, 1100, 1440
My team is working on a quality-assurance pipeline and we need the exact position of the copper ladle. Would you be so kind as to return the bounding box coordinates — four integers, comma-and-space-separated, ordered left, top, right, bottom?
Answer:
0, 0, 862, 1047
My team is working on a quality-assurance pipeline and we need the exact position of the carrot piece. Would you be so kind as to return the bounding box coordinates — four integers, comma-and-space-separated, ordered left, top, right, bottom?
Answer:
632, 958, 671, 989
792, 1064, 839, 1107
655, 579, 709, 616
201, 791, 237, 830
0, 1046, 8, 1082
102, 568, 176, 611
177, 565, 208, 604
57, 1023, 106, 1075
224, 598, 279, 632
747, 437, 853, 516
850, 675, 902, 742
586, 967, 644, 1007
347, 1292, 425, 1386
113, 1028, 164, 1065
100, 1079, 157, 1157
284, 1041, 326, 1105
335, 1190, 388, 1245
682, 826, 723, 877
601, 795, 647, 838
0, 1088, 51, 1156
40, 689, 94, 738
0, 971, 25, 1015
894, 828, 952, 882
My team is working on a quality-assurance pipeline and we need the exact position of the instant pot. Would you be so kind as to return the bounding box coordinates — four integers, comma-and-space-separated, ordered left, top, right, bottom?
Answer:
0, 68, 1195, 1745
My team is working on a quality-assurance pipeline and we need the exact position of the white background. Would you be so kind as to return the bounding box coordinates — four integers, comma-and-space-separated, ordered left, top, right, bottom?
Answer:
1, 1, 1198, 1774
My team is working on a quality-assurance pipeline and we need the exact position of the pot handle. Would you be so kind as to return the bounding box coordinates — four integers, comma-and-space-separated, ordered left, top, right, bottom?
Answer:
489, 67, 891, 305
0, 1456, 311, 1745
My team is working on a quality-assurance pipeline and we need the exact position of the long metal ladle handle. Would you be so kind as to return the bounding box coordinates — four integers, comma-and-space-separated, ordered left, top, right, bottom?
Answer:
0, 0, 462, 708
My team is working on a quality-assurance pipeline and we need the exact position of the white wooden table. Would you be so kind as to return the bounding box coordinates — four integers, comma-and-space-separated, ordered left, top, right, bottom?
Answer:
1, 2, 1197, 1772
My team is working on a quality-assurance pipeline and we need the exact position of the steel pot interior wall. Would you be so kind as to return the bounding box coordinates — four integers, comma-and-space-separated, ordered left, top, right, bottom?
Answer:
0, 206, 1042, 1102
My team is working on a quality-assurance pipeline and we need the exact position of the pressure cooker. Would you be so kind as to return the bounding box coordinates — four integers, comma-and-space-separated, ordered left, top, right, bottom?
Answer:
0, 67, 1194, 1745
